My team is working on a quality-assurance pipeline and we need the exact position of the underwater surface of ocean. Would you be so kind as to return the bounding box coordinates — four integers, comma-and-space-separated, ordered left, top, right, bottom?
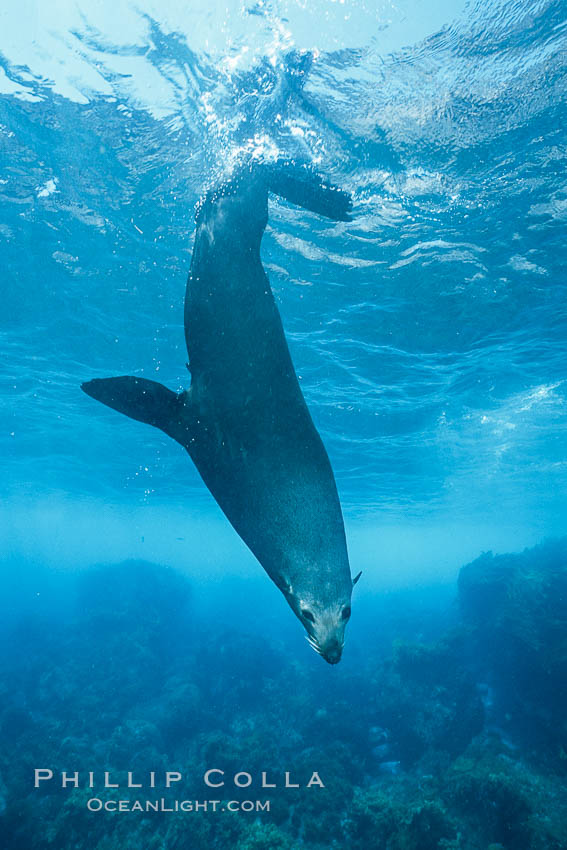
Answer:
1, 1, 567, 848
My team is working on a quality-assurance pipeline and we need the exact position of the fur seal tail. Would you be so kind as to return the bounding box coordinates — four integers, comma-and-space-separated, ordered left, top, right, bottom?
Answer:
212, 158, 352, 223
81, 377, 186, 441
266, 159, 353, 222
82, 160, 352, 433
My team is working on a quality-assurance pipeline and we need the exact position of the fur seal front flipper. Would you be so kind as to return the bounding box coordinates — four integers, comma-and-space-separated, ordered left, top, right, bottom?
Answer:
82, 377, 193, 444
82, 159, 358, 664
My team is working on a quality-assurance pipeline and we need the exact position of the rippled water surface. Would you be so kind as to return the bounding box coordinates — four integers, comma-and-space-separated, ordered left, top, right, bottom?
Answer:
1, 0, 566, 574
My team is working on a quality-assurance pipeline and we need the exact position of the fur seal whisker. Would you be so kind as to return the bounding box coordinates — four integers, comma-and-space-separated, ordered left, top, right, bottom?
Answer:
305, 636, 323, 657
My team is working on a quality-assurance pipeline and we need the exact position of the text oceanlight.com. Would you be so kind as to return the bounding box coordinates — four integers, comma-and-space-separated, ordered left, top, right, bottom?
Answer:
86, 798, 271, 813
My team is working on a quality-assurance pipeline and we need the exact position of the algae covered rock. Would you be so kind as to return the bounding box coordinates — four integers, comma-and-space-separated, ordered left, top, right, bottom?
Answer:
347, 783, 457, 850
458, 539, 567, 756
236, 821, 300, 850
444, 737, 567, 850
366, 636, 484, 768
446, 749, 533, 848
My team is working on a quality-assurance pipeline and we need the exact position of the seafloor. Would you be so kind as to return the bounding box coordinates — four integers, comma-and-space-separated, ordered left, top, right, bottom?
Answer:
2, 538, 567, 849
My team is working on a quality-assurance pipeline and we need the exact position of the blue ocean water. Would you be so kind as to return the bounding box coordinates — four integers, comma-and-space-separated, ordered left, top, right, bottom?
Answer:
1, 2, 567, 848
1, 0, 566, 588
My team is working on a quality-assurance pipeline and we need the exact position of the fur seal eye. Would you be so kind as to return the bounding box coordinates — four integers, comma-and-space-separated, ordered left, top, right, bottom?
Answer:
301, 608, 315, 623
341, 606, 351, 620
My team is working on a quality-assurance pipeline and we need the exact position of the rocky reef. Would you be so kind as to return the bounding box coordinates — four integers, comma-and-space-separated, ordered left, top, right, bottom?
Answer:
459, 538, 567, 766
1, 541, 567, 849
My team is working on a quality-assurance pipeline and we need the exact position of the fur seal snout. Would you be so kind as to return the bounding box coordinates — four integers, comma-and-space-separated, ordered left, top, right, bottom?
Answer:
82, 159, 359, 663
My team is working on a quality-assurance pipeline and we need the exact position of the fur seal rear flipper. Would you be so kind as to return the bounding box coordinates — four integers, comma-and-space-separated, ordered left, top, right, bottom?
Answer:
82, 159, 358, 664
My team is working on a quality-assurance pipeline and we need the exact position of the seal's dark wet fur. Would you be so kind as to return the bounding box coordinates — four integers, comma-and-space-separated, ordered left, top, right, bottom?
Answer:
82, 160, 357, 663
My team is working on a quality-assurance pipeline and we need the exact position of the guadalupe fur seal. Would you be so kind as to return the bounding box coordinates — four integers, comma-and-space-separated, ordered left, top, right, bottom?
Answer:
82, 159, 360, 664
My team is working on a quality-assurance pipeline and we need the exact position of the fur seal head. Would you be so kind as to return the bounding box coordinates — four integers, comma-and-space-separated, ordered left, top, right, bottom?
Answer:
284, 571, 361, 665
